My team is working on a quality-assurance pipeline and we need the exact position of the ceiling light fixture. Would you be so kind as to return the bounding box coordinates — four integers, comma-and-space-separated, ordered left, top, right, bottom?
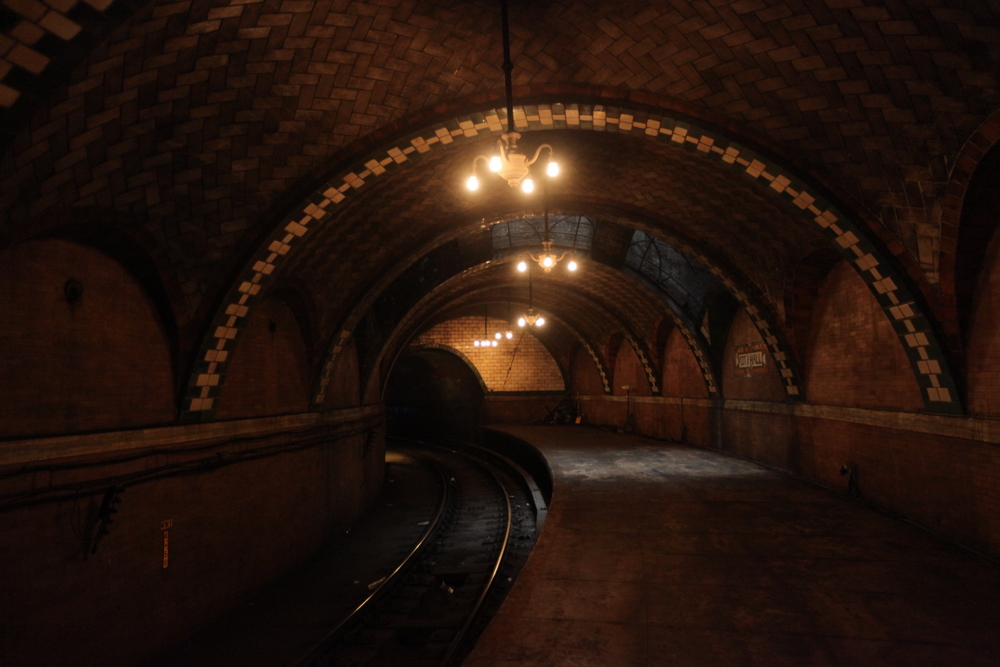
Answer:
517, 262, 546, 328
517, 190, 578, 273
466, 0, 558, 194
473, 305, 498, 347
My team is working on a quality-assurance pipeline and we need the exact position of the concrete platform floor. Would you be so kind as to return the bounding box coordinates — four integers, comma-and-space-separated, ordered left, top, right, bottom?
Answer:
465, 426, 1000, 667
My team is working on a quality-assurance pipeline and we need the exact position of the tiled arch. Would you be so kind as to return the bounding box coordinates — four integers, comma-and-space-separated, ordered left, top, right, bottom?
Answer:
404, 343, 489, 395
312, 213, 726, 409
366, 274, 620, 403
622, 333, 660, 396
525, 278, 667, 399
180, 97, 962, 420
353, 254, 719, 408
939, 108, 1000, 363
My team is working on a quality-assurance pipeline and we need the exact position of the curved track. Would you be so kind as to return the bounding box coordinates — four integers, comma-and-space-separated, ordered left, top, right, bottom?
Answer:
298, 440, 541, 667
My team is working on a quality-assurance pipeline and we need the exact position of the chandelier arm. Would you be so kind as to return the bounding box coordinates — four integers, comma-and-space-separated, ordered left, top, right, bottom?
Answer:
525, 143, 553, 167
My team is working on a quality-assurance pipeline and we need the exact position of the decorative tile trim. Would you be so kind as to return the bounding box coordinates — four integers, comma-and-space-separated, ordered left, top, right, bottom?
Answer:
312, 329, 352, 407
0, 0, 95, 109
581, 340, 612, 394
181, 100, 960, 419
623, 332, 660, 396
676, 320, 719, 398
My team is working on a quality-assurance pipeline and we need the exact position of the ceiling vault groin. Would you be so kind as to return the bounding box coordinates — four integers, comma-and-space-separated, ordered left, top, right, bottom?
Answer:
178, 96, 962, 419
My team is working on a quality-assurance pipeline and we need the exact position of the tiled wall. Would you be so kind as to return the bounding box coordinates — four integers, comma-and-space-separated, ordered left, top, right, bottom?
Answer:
0, 238, 175, 438
413, 316, 565, 393
805, 261, 924, 410
0, 409, 385, 665
569, 258, 1000, 557
661, 326, 710, 399
213, 295, 312, 420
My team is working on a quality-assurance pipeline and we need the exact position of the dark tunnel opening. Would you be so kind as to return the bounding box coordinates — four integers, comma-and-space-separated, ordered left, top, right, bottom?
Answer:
384, 349, 485, 441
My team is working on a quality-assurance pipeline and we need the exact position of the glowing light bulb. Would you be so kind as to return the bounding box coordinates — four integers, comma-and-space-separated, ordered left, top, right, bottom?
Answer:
474, 340, 480, 347
543, 255, 554, 268
495, 332, 502, 340
547, 161, 559, 177
491, 340, 498, 347
505, 331, 513, 339
517, 260, 527, 272
466, 175, 479, 191
536, 316, 545, 327
521, 178, 534, 193
568, 260, 578, 271
518, 317, 526, 327
489, 156, 501, 172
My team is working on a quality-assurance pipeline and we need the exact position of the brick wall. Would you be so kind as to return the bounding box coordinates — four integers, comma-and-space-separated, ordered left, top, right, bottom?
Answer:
567, 291, 1000, 557
413, 316, 564, 393
484, 394, 566, 424
214, 296, 312, 420
0, 409, 385, 666
0, 239, 175, 439
661, 327, 709, 398
796, 416, 1000, 552
324, 337, 360, 409
721, 308, 788, 401
570, 395, 1000, 555
569, 345, 605, 395
806, 261, 924, 410
611, 339, 653, 396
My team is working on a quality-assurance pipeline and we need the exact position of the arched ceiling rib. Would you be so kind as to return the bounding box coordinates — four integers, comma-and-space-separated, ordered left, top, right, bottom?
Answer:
0, 0, 987, 416
286, 128, 820, 346
360, 255, 723, 400
4, 0, 999, 287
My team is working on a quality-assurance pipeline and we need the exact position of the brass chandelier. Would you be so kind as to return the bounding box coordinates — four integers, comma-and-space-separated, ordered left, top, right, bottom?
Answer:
465, 0, 558, 194
517, 261, 545, 329
516, 200, 578, 274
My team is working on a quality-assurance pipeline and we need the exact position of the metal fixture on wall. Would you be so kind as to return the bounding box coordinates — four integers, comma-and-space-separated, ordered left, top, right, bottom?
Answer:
63, 278, 83, 306
465, 0, 558, 194
90, 484, 124, 554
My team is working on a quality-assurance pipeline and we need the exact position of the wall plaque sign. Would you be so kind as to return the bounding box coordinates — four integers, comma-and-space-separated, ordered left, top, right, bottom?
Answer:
734, 343, 768, 377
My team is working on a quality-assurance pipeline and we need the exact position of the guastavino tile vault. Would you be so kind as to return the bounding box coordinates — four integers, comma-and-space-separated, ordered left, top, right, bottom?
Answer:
2, 0, 1000, 663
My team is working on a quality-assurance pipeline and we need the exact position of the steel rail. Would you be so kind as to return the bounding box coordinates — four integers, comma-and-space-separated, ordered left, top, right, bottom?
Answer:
295, 454, 451, 667
438, 452, 513, 666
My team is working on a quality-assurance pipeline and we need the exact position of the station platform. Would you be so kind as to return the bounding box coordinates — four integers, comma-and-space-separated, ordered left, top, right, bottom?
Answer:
145, 427, 1000, 666
465, 425, 1000, 666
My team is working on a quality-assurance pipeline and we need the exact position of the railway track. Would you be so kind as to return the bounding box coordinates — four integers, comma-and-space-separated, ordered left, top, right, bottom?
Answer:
297, 439, 544, 667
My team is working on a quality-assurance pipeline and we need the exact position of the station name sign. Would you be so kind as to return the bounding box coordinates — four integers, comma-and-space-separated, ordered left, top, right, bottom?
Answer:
734, 343, 768, 376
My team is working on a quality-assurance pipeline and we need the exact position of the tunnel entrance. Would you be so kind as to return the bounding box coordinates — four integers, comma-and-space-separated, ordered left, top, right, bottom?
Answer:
384, 348, 485, 441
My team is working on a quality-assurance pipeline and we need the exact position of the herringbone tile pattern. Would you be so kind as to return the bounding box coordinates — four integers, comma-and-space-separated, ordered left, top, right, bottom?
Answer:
3, 0, 998, 309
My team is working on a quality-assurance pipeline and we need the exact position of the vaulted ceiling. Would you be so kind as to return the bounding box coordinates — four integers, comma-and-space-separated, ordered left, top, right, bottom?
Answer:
2, 0, 998, 417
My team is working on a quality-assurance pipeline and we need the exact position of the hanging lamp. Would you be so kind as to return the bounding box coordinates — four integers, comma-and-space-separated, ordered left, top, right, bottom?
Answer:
465, 0, 558, 194
517, 263, 545, 328
516, 182, 579, 273
474, 305, 498, 347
